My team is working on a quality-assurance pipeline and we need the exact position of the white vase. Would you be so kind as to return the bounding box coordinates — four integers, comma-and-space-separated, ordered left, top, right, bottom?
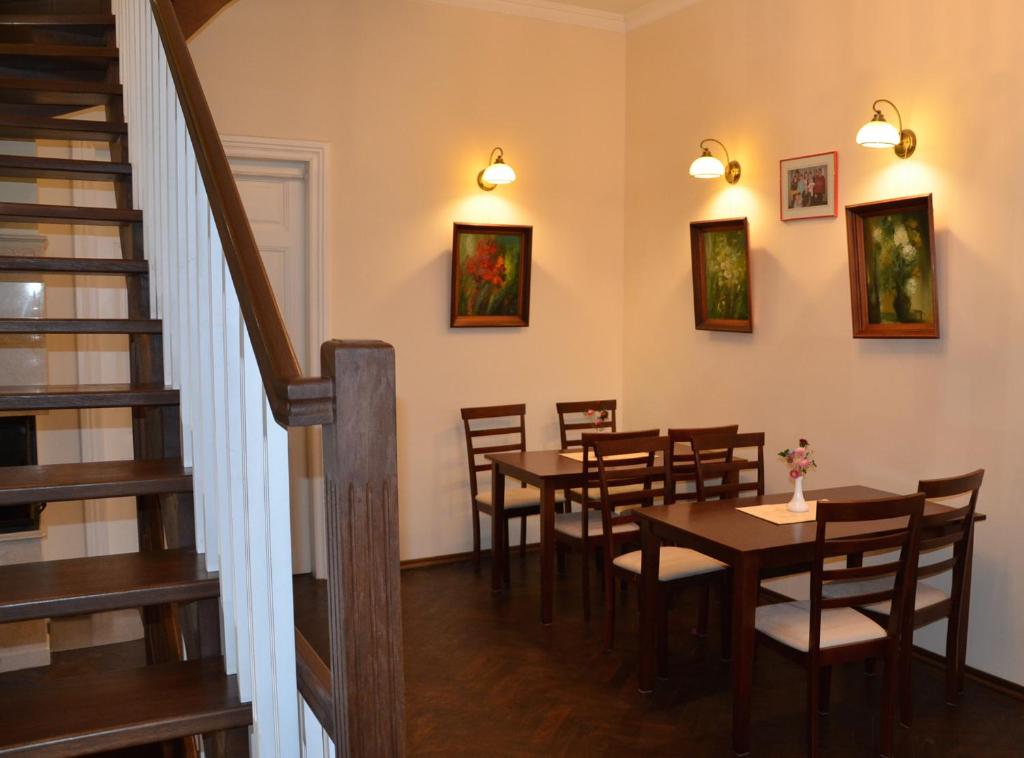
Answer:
787, 476, 808, 513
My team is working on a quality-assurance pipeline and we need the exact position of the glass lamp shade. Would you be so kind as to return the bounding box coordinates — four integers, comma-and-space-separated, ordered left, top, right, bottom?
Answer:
688, 153, 726, 179
856, 117, 901, 148
480, 160, 516, 186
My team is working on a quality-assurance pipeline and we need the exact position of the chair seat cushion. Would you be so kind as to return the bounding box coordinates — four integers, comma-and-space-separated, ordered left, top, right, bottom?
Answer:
613, 546, 726, 581
475, 485, 542, 511
553, 510, 638, 539
755, 601, 886, 652
760, 572, 949, 614
569, 482, 645, 500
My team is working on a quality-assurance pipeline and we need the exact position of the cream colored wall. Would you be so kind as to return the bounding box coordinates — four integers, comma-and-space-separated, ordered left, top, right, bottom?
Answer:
624, 0, 1023, 684
189, 0, 626, 560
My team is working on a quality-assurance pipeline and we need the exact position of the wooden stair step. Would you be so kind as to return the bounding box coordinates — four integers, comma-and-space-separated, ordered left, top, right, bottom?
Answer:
0, 548, 216, 623
0, 658, 251, 756
0, 114, 126, 140
0, 42, 117, 61
0, 153, 130, 180
0, 15, 116, 28
0, 383, 178, 411
0, 255, 146, 274
0, 458, 191, 507
0, 317, 161, 334
0, 201, 140, 225
0, 75, 121, 106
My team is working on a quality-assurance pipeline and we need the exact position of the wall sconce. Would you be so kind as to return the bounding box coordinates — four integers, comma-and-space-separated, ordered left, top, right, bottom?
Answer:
688, 138, 741, 184
856, 99, 916, 158
477, 147, 516, 191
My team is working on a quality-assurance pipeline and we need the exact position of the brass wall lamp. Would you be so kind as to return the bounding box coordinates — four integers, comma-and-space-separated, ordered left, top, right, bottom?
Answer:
688, 138, 741, 184
477, 146, 517, 191
856, 99, 917, 158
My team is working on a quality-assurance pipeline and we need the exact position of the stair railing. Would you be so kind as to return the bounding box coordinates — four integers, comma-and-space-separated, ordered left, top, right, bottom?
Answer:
113, 1, 405, 755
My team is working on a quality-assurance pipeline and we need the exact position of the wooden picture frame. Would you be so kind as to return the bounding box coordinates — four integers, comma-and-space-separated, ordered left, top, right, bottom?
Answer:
450, 223, 532, 328
690, 217, 752, 333
846, 194, 939, 339
780, 151, 838, 221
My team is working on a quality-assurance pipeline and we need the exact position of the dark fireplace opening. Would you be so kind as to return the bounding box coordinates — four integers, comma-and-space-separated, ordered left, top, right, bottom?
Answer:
0, 415, 45, 533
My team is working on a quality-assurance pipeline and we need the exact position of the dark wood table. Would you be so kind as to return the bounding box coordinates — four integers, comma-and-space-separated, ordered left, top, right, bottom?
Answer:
633, 485, 984, 756
485, 450, 586, 624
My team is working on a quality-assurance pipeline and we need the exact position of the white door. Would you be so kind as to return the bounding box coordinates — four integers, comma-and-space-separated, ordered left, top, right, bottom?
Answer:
230, 157, 315, 574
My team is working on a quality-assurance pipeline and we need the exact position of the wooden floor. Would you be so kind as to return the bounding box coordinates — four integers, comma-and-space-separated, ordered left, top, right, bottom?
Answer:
296, 552, 1024, 757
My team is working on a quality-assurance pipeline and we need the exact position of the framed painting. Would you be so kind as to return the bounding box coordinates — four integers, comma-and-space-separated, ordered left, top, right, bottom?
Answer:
846, 194, 938, 339
690, 217, 752, 333
450, 223, 532, 328
780, 151, 838, 221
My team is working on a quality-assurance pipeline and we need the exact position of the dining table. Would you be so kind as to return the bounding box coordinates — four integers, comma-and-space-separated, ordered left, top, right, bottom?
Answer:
485, 449, 592, 624
633, 484, 985, 756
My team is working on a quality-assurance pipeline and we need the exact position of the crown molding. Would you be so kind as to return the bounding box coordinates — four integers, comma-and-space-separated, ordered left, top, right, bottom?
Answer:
421, 0, 625, 32
419, 0, 700, 33
625, 0, 700, 30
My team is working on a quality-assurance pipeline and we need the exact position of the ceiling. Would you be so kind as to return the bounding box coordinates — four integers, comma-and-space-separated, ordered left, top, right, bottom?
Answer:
543, 0, 656, 13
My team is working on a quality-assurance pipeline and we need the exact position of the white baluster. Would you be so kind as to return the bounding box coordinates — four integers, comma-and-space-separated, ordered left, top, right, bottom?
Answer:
223, 269, 253, 701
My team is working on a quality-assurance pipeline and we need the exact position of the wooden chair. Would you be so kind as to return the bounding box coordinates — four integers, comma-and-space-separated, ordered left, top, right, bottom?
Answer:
690, 430, 765, 501
461, 404, 540, 570
556, 400, 617, 512
856, 469, 984, 722
553, 429, 655, 620
556, 399, 617, 450
593, 434, 727, 655
666, 425, 739, 639
753, 493, 925, 757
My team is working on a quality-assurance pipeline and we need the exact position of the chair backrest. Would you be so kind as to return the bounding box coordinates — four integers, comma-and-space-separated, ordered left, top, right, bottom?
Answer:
809, 494, 925, 651
579, 428, 659, 508
592, 433, 670, 542
690, 430, 765, 500
460, 404, 526, 498
556, 399, 617, 450
667, 424, 740, 500
915, 468, 984, 589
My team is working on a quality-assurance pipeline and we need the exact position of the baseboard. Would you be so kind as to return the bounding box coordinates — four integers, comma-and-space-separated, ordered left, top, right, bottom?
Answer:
401, 542, 541, 570
912, 645, 1024, 701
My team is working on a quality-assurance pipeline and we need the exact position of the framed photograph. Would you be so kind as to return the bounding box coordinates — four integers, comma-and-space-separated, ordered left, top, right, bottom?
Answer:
846, 194, 938, 339
690, 217, 752, 333
450, 223, 532, 328
780, 151, 838, 221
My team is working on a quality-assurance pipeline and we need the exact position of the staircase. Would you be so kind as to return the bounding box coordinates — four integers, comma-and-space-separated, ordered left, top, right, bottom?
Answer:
0, 2, 249, 755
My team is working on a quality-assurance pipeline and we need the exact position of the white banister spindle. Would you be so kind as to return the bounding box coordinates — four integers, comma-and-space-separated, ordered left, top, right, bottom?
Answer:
113, 3, 306, 753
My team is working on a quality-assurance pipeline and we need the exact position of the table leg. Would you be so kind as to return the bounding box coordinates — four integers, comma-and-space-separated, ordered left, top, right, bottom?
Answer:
490, 463, 506, 594
540, 483, 556, 624
638, 519, 661, 693
956, 522, 976, 694
731, 553, 759, 756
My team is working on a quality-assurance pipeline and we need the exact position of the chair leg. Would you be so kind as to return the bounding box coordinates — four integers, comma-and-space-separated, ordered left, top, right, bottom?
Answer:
502, 517, 511, 586
880, 651, 899, 758
693, 584, 710, 638
656, 591, 669, 677
818, 666, 832, 715
581, 544, 591, 621
719, 578, 733, 661
945, 612, 961, 706
901, 622, 916, 726
519, 516, 527, 557
472, 507, 481, 571
807, 663, 821, 758
603, 563, 616, 651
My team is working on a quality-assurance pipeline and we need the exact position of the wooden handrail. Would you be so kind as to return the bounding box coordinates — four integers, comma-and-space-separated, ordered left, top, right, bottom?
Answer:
150, 0, 332, 427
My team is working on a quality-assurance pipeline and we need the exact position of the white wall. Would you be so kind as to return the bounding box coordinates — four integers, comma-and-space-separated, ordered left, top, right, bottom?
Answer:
624, 0, 1024, 685
190, 0, 627, 561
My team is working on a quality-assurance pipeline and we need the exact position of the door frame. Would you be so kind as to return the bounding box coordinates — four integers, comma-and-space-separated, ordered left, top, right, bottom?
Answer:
222, 134, 330, 579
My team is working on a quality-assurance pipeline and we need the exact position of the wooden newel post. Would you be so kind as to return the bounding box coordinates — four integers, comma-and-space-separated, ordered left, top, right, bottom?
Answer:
321, 340, 405, 757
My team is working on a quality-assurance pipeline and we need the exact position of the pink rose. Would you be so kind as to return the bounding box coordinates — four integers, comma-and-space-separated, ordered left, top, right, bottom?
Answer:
789, 469, 801, 480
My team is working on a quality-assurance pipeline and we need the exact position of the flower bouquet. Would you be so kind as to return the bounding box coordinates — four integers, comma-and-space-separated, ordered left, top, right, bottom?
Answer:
778, 439, 817, 513
584, 408, 610, 429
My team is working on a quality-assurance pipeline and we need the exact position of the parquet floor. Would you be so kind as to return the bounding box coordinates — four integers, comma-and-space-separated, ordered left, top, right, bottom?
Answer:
296, 551, 1024, 757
